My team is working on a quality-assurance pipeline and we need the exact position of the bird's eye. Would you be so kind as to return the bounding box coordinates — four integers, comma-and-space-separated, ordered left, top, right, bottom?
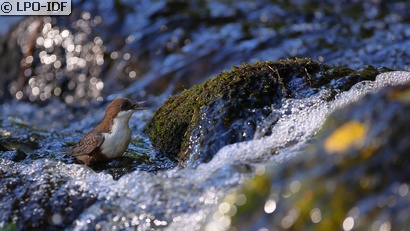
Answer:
121, 100, 131, 110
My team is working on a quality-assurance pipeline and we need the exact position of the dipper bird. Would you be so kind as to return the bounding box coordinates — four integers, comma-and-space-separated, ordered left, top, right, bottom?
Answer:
71, 98, 145, 165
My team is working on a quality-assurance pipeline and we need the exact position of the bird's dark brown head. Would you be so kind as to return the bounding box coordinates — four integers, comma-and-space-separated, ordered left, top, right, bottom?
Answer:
105, 98, 144, 117
95, 98, 145, 131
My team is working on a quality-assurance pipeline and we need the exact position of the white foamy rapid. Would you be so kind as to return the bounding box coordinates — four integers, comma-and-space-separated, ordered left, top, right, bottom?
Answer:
200, 71, 410, 169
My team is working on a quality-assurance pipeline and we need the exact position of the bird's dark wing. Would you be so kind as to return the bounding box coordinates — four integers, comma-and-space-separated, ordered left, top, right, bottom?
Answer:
70, 132, 104, 157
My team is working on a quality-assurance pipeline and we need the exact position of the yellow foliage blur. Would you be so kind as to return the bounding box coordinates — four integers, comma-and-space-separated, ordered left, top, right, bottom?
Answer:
324, 121, 367, 154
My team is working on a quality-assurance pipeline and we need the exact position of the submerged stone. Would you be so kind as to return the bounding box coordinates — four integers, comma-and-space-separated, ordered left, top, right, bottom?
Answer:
222, 83, 410, 230
0, 159, 98, 230
0, 137, 39, 154
146, 58, 383, 166
0, 150, 27, 162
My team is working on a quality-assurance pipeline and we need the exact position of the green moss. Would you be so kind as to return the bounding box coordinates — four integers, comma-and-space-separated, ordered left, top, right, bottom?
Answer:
145, 58, 382, 163
0, 223, 17, 231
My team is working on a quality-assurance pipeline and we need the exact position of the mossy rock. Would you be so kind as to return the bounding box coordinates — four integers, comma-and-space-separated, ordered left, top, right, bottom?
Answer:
146, 58, 383, 165
225, 83, 410, 230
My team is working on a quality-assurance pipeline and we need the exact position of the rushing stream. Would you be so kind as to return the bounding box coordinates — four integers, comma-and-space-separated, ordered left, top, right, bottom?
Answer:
1, 71, 410, 230
1, 0, 410, 230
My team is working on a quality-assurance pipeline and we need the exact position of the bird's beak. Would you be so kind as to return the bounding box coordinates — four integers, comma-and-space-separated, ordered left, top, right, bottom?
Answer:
133, 101, 147, 110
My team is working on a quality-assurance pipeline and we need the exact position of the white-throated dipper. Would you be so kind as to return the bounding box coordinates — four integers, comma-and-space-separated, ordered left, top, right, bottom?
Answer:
70, 98, 145, 165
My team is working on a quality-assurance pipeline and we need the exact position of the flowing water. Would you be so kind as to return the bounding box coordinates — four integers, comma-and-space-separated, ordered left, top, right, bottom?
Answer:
1, 71, 410, 230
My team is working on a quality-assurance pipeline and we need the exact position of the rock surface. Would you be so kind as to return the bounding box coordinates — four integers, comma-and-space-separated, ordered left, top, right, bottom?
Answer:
146, 58, 383, 166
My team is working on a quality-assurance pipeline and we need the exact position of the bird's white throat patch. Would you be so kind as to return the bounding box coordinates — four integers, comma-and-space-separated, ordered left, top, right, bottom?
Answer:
100, 109, 134, 158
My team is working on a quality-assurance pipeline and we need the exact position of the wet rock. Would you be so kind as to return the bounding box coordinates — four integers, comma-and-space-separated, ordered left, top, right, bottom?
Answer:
0, 160, 98, 230
146, 58, 383, 166
220, 83, 410, 230
0, 150, 27, 162
0, 22, 24, 101
0, 136, 40, 153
